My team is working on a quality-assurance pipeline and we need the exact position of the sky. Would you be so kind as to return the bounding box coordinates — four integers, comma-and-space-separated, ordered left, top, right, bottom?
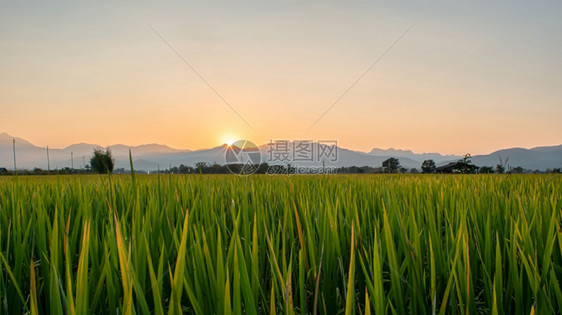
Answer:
1, 0, 561, 155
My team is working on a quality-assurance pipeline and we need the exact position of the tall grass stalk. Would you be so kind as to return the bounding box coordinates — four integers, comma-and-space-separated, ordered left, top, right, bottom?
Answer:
0, 174, 560, 314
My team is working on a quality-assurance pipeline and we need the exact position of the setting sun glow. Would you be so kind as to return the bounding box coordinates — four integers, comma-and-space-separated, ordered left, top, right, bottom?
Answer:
222, 135, 238, 146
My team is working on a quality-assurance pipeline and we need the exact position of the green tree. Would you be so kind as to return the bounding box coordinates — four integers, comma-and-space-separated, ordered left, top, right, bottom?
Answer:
496, 164, 505, 174
496, 156, 508, 174
90, 148, 115, 174
178, 164, 192, 174
382, 158, 400, 174
479, 166, 495, 174
421, 159, 436, 173
457, 153, 479, 174
509, 166, 524, 174
195, 162, 207, 173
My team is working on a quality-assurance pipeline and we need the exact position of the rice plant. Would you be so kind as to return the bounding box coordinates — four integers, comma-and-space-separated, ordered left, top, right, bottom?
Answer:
0, 174, 560, 314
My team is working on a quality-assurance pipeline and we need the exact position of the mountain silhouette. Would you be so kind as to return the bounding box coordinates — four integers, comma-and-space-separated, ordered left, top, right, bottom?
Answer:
0, 133, 560, 171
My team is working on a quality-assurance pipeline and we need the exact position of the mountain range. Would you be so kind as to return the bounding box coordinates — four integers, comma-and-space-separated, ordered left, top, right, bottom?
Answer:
1, 132, 560, 171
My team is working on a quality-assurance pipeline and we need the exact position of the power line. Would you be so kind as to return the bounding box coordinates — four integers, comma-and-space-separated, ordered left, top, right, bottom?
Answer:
306, 24, 415, 132
149, 25, 256, 132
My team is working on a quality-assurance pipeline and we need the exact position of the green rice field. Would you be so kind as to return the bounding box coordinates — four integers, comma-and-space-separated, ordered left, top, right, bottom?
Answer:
0, 174, 560, 314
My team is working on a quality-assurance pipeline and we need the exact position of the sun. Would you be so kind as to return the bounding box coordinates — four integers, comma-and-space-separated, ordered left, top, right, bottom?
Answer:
221, 135, 237, 146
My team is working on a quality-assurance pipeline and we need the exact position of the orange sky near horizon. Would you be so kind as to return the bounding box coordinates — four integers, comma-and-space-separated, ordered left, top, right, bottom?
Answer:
1, 1, 561, 156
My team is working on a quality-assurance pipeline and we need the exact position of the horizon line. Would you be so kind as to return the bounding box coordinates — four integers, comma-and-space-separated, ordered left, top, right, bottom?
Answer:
1, 132, 560, 157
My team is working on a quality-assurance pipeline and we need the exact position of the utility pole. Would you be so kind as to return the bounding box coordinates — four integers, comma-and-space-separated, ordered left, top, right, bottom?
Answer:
46, 146, 50, 172
83, 156, 85, 169
12, 139, 17, 172
71, 152, 74, 170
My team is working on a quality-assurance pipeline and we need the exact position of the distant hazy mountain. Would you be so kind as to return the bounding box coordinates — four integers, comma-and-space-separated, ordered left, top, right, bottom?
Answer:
369, 147, 462, 164
122, 145, 227, 170
469, 146, 562, 171
0, 133, 192, 170
0, 132, 560, 171
61, 143, 183, 158
260, 143, 422, 170
0, 132, 35, 148
370, 146, 562, 171
335, 147, 420, 169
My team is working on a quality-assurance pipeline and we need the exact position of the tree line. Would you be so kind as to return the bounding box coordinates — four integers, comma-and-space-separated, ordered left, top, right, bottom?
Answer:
2, 148, 560, 175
